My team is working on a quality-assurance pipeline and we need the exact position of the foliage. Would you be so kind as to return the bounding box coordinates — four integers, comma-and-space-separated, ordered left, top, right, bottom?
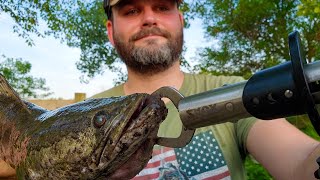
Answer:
0, 55, 52, 98
1, 0, 319, 81
0, 0, 117, 82
245, 156, 272, 180
189, 0, 320, 79
297, 0, 320, 18
287, 115, 320, 141
1, 0, 41, 46
0, 0, 71, 46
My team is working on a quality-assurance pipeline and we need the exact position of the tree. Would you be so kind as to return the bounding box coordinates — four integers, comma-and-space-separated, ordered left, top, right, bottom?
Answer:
0, 0, 65, 98
189, 0, 320, 79
0, 55, 52, 99
2, 0, 318, 81
0, 0, 61, 46
296, 0, 320, 62
298, 0, 320, 18
1, 0, 125, 82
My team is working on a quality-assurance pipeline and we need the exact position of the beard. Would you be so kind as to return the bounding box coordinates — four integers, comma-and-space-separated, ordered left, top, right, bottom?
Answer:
113, 26, 183, 75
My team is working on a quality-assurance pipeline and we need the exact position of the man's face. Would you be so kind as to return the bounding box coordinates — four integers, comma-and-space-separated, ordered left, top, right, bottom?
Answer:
107, 0, 184, 75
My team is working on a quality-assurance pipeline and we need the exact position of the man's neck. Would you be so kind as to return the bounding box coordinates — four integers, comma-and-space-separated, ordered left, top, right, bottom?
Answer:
124, 62, 184, 95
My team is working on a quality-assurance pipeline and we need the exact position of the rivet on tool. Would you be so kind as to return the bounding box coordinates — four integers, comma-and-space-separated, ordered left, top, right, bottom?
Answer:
252, 97, 259, 105
225, 103, 234, 111
284, 90, 293, 98
267, 93, 277, 104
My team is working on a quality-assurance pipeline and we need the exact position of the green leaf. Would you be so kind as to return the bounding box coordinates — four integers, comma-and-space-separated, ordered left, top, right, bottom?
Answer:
0, 55, 52, 98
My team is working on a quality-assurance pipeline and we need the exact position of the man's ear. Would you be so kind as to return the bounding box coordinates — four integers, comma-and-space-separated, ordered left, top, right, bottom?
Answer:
106, 20, 115, 46
178, 11, 184, 27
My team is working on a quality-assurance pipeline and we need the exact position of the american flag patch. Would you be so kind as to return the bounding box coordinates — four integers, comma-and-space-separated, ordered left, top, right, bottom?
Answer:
133, 131, 230, 180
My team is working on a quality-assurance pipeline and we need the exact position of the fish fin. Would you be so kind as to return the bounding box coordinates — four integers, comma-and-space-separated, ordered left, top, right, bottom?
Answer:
23, 100, 48, 117
0, 74, 31, 114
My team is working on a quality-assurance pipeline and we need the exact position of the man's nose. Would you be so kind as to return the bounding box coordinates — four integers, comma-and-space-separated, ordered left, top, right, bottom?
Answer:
141, 8, 158, 27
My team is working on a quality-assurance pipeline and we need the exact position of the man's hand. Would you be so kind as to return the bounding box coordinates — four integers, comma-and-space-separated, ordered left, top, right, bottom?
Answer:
107, 138, 155, 179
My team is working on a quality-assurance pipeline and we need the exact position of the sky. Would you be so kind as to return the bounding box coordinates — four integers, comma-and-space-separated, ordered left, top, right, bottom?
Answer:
0, 13, 210, 100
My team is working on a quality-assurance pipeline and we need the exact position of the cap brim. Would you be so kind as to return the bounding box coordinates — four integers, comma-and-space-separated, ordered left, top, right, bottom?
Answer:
110, 0, 119, 6
111, 0, 182, 6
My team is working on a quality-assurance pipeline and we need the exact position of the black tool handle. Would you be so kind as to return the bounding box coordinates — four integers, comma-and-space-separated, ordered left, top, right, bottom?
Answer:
243, 31, 320, 134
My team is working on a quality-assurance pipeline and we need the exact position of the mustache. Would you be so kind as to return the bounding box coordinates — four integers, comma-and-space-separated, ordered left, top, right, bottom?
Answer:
129, 27, 171, 42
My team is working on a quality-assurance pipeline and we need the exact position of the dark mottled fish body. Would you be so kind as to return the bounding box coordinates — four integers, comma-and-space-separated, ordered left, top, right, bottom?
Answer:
0, 74, 167, 179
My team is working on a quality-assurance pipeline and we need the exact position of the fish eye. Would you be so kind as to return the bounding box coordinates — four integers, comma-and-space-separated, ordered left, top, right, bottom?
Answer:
93, 111, 108, 128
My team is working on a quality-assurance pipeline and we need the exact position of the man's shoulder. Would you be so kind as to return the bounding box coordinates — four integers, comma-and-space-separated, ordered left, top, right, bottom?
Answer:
90, 84, 124, 98
185, 72, 244, 84
182, 73, 245, 95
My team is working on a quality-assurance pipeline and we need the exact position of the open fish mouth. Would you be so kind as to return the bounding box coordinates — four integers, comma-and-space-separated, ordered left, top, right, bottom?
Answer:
97, 94, 167, 170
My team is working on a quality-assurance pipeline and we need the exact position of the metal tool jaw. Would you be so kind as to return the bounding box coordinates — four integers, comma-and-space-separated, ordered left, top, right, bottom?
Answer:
151, 86, 195, 148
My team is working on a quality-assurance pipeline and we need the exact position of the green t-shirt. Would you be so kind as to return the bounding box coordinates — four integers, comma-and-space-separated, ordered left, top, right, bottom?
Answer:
92, 73, 257, 179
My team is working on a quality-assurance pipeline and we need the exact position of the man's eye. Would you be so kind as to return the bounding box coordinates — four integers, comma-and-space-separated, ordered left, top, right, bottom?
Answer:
157, 6, 169, 12
126, 9, 139, 15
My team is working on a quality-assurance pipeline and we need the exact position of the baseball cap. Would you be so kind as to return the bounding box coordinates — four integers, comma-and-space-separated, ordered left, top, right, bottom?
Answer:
103, 0, 182, 19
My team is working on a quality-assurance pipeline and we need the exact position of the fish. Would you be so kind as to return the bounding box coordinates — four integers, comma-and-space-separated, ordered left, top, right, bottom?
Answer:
0, 74, 168, 179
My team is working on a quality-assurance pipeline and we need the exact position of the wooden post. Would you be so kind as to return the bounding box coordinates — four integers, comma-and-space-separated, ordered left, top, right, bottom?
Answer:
74, 93, 86, 102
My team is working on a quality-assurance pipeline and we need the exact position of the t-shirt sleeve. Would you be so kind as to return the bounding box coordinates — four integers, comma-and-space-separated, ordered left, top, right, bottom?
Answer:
235, 117, 257, 157
218, 75, 258, 156
89, 84, 124, 98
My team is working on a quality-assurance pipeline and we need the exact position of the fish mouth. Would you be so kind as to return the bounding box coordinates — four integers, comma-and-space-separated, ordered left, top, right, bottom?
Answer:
97, 94, 167, 172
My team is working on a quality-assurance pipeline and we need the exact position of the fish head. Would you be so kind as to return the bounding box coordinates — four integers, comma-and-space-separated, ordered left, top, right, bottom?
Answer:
23, 93, 167, 179
87, 93, 168, 176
